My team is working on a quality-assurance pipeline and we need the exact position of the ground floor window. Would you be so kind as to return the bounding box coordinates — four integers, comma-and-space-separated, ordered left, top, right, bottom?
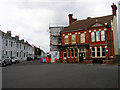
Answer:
91, 47, 106, 57
75, 48, 77, 57
68, 49, 70, 57
92, 48, 95, 57
17, 52, 19, 57
97, 48, 100, 57
24, 53, 25, 57
102, 48, 105, 56
71, 48, 74, 57
64, 52, 66, 58
6, 51, 7, 56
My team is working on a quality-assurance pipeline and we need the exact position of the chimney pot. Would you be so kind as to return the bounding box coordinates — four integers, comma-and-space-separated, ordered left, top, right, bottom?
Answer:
68, 14, 73, 17
15, 35, 19, 40
111, 3, 117, 16
87, 17, 91, 19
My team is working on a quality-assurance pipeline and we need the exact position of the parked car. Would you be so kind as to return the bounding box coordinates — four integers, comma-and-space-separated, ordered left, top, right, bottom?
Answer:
11, 57, 20, 64
0, 56, 12, 67
34, 56, 41, 60
27, 57, 34, 61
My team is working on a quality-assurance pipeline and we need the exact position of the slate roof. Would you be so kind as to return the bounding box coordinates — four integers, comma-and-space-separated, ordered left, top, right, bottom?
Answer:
61, 15, 113, 33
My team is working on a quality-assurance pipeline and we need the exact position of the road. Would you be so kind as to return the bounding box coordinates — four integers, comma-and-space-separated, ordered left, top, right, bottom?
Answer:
2, 60, 119, 88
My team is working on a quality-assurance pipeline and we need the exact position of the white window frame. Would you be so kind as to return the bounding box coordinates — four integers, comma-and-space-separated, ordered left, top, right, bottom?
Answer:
101, 30, 105, 41
71, 34, 76, 44
68, 49, 70, 58
64, 35, 68, 44
96, 31, 100, 41
91, 32, 95, 42
75, 48, 77, 58
80, 33, 85, 43
92, 47, 95, 57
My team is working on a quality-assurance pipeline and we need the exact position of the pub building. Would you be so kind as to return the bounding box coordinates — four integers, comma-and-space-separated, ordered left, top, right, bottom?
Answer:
59, 3, 119, 64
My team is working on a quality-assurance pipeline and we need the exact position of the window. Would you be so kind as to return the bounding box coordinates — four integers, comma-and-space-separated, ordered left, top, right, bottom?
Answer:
11, 42, 13, 47
92, 48, 95, 57
64, 35, 68, 44
91, 32, 95, 42
97, 48, 100, 57
80, 33, 85, 43
64, 52, 66, 57
24, 46, 25, 50
101, 30, 105, 41
9, 41, 10, 46
96, 31, 100, 41
71, 48, 74, 57
24, 53, 25, 57
6, 51, 7, 56
102, 48, 105, 56
6, 40, 8, 46
17, 52, 19, 57
10, 51, 12, 57
68, 49, 70, 57
75, 48, 77, 57
71, 34, 76, 44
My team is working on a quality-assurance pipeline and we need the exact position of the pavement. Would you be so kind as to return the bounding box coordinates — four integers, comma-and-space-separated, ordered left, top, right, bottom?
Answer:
2, 60, 120, 88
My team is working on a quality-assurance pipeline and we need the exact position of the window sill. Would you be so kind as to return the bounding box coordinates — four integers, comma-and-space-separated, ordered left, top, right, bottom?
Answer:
92, 57, 106, 58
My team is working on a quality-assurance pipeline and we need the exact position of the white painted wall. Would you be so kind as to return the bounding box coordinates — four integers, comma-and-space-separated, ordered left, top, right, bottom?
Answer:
0, 30, 35, 61
0, 31, 2, 60
118, 1, 120, 48
27, 45, 34, 59
50, 51, 59, 62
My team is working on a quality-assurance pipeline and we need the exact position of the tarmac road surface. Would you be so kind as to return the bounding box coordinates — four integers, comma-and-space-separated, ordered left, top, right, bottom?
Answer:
2, 60, 119, 88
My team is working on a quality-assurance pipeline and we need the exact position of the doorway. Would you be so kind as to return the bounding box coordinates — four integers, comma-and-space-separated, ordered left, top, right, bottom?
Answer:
79, 53, 84, 62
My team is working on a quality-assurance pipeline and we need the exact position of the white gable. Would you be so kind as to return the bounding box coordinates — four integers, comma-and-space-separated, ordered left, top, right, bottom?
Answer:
91, 23, 104, 27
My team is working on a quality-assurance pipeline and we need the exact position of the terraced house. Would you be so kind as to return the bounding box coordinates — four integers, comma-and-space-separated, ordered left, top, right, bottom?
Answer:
0, 30, 34, 61
59, 3, 119, 64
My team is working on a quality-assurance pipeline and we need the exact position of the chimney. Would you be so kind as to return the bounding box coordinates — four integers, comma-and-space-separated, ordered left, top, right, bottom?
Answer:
87, 17, 91, 19
68, 14, 73, 25
68, 14, 77, 25
111, 3, 117, 16
15, 35, 19, 40
7, 31, 11, 36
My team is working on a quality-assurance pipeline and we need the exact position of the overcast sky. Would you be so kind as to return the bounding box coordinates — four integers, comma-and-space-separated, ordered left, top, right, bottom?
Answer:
0, 0, 119, 52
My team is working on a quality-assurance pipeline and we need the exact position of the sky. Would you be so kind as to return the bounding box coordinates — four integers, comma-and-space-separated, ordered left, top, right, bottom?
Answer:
0, 0, 119, 53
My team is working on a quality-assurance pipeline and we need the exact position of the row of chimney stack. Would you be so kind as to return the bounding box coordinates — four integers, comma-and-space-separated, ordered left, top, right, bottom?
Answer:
6, 31, 19, 40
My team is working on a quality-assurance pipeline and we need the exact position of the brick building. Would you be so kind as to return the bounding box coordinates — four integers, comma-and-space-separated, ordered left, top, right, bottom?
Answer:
59, 3, 119, 64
